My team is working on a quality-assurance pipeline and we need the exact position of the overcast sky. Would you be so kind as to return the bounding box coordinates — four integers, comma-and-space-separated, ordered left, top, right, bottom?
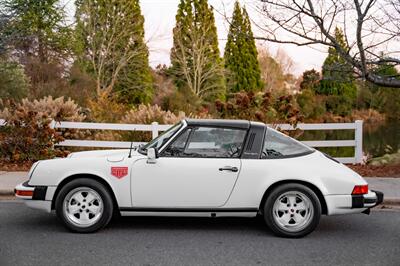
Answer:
66, 0, 329, 76
140, 0, 329, 76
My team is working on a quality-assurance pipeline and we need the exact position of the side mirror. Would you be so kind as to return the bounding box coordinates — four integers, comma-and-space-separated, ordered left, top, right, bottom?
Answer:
147, 148, 158, 164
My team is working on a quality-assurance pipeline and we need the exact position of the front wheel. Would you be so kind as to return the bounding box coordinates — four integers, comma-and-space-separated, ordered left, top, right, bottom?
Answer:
263, 183, 321, 238
55, 178, 114, 233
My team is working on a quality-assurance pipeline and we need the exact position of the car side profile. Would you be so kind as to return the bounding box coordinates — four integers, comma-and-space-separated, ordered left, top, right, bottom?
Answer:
15, 119, 383, 237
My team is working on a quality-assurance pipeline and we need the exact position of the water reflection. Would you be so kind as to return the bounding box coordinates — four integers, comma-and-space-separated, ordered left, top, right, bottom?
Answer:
297, 120, 399, 158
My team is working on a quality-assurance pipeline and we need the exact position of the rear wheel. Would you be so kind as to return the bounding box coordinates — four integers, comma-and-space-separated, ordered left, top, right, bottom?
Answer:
55, 178, 114, 233
263, 183, 321, 238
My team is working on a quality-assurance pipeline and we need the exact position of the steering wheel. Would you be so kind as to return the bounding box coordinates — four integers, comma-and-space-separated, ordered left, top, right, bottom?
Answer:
228, 144, 241, 158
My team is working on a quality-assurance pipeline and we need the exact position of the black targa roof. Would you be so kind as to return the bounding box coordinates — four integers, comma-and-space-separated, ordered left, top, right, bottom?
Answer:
184, 119, 251, 129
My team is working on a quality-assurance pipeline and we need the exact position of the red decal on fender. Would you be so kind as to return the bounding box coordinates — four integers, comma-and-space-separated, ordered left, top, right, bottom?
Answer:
111, 167, 128, 179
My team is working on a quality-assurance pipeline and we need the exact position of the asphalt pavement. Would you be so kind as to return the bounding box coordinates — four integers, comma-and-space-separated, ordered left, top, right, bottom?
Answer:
0, 201, 399, 266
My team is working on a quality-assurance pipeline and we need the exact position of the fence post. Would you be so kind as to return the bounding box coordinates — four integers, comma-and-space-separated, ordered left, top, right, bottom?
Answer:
151, 122, 159, 139
354, 120, 363, 164
49, 120, 56, 129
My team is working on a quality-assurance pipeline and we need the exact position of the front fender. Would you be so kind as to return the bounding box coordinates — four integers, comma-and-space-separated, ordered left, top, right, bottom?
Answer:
29, 157, 133, 208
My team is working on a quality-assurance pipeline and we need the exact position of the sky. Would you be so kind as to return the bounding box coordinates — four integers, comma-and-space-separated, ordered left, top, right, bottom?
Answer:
66, 0, 329, 76
140, 0, 328, 76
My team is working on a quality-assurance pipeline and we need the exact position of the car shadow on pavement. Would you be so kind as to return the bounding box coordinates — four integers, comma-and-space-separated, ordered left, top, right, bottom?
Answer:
15, 213, 359, 236
107, 215, 358, 235
109, 215, 268, 233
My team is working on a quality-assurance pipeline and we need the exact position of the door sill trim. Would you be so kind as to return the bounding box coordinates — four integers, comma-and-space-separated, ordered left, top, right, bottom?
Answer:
119, 207, 258, 212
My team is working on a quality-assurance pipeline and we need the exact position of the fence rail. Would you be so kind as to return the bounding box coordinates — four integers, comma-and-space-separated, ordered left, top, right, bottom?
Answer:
0, 119, 363, 164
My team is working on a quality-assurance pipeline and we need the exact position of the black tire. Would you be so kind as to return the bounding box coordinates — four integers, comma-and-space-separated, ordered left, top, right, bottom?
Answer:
263, 183, 321, 238
55, 178, 114, 233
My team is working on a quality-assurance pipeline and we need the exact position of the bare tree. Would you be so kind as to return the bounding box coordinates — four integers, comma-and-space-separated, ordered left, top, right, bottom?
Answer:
258, 47, 287, 91
171, 24, 225, 99
384, 0, 400, 34
252, 0, 400, 88
275, 48, 295, 74
75, 0, 148, 96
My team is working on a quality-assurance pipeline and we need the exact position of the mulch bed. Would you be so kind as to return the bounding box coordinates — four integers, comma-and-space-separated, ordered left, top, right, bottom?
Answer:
347, 164, 400, 178
1, 161, 399, 177
0, 162, 32, 172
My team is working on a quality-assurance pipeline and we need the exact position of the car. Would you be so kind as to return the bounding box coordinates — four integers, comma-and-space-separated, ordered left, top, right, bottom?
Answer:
15, 119, 383, 237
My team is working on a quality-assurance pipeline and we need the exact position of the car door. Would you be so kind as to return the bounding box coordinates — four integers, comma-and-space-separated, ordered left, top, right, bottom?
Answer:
131, 126, 247, 208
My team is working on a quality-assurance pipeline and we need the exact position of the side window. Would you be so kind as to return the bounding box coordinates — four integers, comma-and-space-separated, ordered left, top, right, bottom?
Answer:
184, 127, 246, 158
262, 128, 313, 159
163, 129, 191, 157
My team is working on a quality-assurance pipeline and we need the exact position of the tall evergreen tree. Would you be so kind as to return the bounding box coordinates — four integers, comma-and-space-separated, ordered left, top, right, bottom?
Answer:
318, 27, 356, 98
170, 0, 225, 101
317, 27, 357, 115
1, 0, 71, 63
224, 1, 262, 93
75, 0, 153, 104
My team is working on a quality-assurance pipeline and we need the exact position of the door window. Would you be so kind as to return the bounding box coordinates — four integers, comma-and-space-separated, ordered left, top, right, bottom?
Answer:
139, 122, 182, 154
163, 129, 191, 157
163, 127, 246, 158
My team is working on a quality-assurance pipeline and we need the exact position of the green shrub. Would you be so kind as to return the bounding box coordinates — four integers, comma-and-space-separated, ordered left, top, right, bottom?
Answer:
161, 87, 204, 115
0, 60, 29, 100
325, 94, 354, 116
296, 89, 326, 120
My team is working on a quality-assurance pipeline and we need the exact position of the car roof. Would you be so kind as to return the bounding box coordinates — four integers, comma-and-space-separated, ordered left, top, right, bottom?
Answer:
184, 118, 252, 129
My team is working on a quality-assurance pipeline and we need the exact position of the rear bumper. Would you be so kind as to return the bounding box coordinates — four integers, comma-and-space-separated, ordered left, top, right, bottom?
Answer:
15, 181, 51, 213
325, 190, 384, 215
352, 190, 384, 209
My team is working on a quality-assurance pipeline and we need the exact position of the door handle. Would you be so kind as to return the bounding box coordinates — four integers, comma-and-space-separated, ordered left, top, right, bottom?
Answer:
219, 166, 238, 172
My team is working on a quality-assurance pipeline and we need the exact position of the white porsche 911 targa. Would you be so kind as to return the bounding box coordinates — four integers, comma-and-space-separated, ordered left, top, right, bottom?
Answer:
15, 119, 383, 237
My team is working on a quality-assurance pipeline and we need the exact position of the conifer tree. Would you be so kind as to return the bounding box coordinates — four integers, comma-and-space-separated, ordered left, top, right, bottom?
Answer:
170, 0, 225, 101
224, 1, 262, 93
1, 0, 70, 63
317, 27, 357, 115
319, 27, 356, 98
75, 0, 153, 104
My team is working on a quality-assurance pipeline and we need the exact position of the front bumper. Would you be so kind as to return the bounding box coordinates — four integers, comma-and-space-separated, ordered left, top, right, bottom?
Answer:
352, 190, 384, 209
15, 181, 47, 200
15, 181, 52, 212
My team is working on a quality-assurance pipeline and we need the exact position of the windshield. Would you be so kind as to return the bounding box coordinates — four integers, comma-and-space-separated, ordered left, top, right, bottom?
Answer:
139, 122, 183, 154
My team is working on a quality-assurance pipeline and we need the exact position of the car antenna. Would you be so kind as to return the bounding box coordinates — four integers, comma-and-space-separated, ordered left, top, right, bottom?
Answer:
128, 142, 133, 158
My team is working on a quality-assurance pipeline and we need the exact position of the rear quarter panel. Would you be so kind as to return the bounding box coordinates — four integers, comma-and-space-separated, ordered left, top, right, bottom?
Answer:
225, 151, 366, 208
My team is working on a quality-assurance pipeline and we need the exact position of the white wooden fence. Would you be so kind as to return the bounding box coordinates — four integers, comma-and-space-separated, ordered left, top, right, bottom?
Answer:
0, 119, 363, 164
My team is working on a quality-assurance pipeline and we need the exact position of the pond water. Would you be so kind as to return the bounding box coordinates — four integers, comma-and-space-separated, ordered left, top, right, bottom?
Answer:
297, 120, 399, 158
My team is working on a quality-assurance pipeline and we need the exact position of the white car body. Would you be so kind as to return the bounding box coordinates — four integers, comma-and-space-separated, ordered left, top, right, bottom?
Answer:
15, 119, 383, 235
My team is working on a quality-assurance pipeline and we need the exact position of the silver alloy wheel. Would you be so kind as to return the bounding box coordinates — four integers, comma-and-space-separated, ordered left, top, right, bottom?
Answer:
63, 187, 104, 228
272, 191, 314, 232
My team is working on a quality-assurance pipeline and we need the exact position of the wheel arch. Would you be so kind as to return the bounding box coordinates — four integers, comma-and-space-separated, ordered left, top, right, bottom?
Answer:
258, 180, 328, 215
51, 173, 119, 211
